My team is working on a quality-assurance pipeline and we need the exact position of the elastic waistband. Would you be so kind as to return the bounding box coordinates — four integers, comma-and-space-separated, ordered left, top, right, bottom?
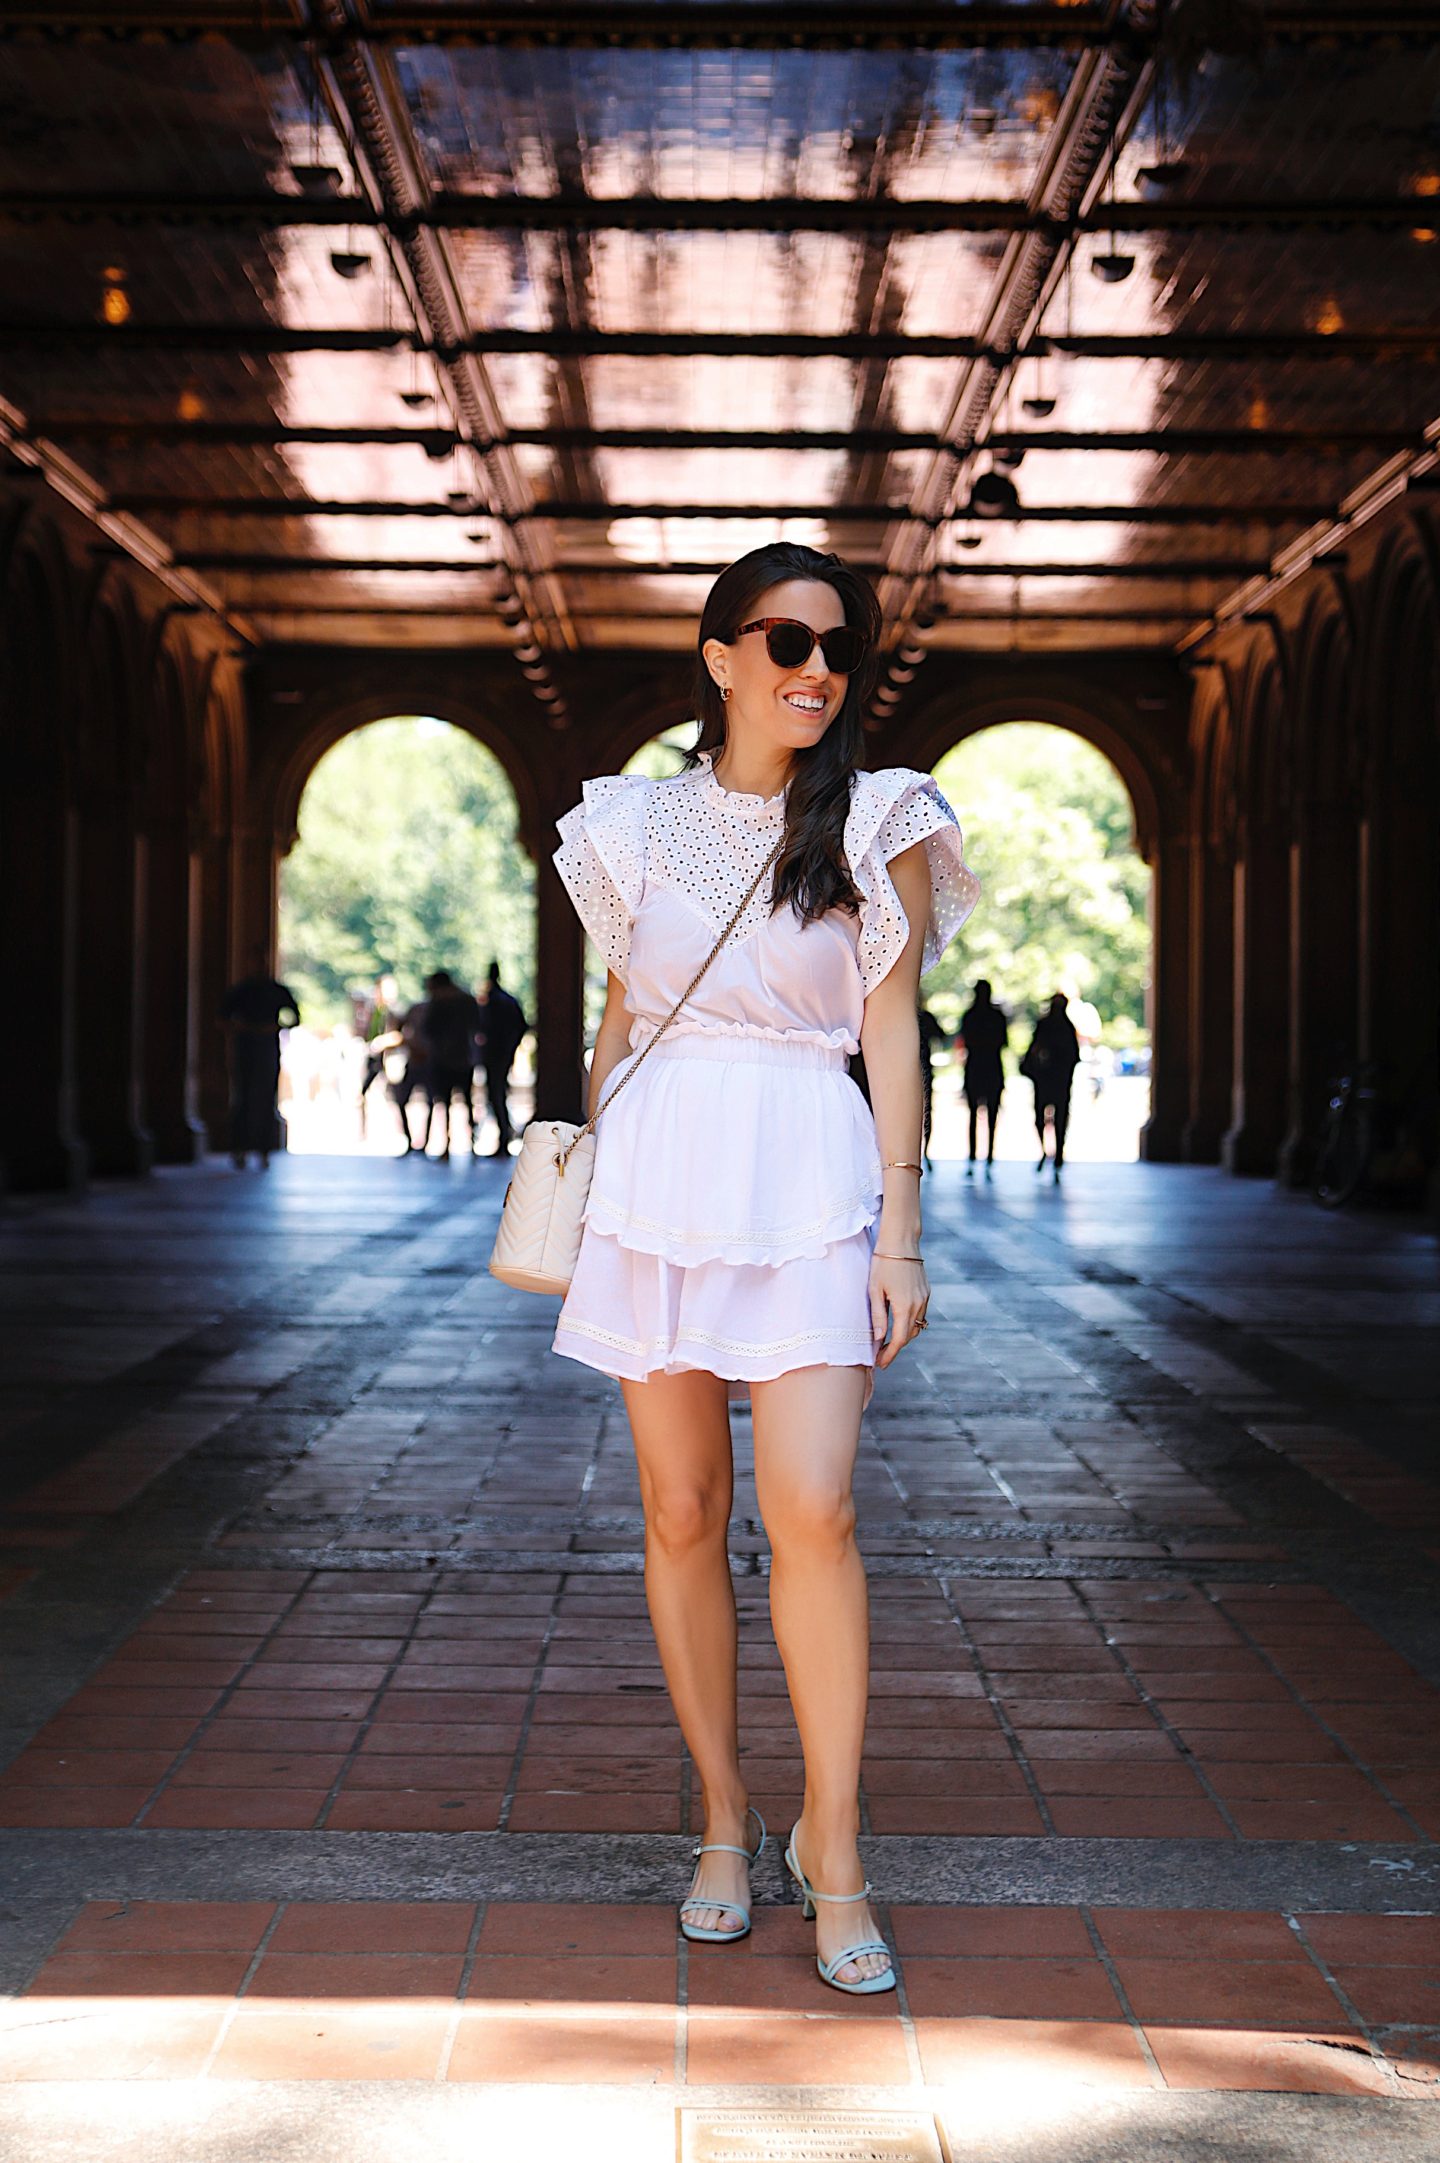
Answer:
630, 1031, 849, 1073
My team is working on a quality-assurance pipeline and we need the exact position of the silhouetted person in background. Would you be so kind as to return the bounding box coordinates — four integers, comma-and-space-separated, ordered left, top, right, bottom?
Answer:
476, 960, 527, 1157
355, 972, 401, 1138
959, 978, 1008, 1177
1021, 992, 1081, 1182
220, 951, 299, 1169
392, 998, 431, 1155
418, 969, 483, 1161
917, 1005, 948, 1169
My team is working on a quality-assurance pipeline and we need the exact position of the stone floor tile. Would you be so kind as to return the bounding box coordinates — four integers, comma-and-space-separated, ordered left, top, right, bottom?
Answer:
1298, 1915, 1440, 1965
141, 1787, 329, 1830
891, 1907, 1093, 1960
267, 1902, 476, 1954
1044, 1799, 1232, 1838
1143, 2025, 1391, 2094
210, 2002, 452, 2080
25, 1950, 253, 1997
53, 1901, 276, 1954
913, 2016, 1157, 2089
1112, 1958, 1354, 2028
247, 1951, 465, 1998
444, 2007, 677, 2083
465, 1954, 676, 2006
684, 2012, 911, 2086
323, 1791, 503, 1832
1326, 1966, 1440, 2027
0, 1997, 227, 2080
477, 1903, 677, 1957
1091, 1911, 1306, 1962
1223, 1799, 1418, 1841
903, 1956, 1120, 2020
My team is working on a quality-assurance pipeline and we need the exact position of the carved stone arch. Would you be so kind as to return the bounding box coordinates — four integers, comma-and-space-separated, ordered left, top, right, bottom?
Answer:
263, 692, 539, 863
1228, 624, 1290, 838
0, 520, 84, 789
901, 681, 1167, 865
1358, 520, 1438, 789
1290, 583, 1354, 810
1198, 669, 1239, 858
78, 577, 149, 803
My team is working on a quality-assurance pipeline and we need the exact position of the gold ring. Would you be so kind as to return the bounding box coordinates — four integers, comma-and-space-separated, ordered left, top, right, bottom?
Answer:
915, 1318, 929, 1331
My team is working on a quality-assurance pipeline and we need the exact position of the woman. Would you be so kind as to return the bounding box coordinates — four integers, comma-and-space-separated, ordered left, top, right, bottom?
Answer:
551, 544, 978, 1993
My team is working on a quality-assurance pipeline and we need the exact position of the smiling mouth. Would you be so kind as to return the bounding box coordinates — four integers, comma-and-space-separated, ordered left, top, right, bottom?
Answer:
783, 692, 827, 714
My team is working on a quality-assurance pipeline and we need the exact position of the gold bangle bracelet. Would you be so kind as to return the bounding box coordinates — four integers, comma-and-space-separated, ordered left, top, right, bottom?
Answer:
882, 1160, 924, 1173
874, 1251, 924, 1261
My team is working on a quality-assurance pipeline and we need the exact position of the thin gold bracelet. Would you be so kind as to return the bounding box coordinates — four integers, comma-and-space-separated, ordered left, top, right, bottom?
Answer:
874, 1251, 924, 1261
882, 1160, 924, 1174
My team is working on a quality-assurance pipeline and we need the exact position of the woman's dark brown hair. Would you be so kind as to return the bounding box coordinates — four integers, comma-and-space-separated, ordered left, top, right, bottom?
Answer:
686, 542, 882, 926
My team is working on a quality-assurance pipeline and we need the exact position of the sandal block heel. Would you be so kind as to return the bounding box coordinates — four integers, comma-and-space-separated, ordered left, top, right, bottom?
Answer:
783, 1823, 896, 1998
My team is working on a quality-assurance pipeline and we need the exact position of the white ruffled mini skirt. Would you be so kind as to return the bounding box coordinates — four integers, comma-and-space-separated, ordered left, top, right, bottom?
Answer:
552, 1031, 882, 1384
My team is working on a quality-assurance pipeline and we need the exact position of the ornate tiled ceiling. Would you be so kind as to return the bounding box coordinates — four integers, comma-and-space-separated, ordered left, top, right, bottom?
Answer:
0, 1, 1437, 684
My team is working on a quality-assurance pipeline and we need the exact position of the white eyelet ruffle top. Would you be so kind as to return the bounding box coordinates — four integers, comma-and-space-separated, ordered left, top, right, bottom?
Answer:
549, 753, 978, 1384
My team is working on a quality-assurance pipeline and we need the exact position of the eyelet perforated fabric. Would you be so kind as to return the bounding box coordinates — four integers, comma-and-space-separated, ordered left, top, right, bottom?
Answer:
844, 768, 981, 997
553, 773, 650, 981
555, 754, 977, 995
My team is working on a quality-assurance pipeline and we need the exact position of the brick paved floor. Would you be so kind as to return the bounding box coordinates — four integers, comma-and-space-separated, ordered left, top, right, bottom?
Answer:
1, 1157, 1437, 2160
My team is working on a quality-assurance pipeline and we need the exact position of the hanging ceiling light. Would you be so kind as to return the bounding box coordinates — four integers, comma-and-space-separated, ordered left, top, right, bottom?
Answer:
968, 470, 1020, 520
992, 445, 1026, 472
289, 162, 343, 196
1022, 394, 1056, 418
100, 265, 130, 327
1091, 248, 1134, 284
399, 389, 432, 410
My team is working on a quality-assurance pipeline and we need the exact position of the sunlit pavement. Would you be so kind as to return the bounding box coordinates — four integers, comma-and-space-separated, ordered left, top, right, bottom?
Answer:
1, 1158, 1437, 2160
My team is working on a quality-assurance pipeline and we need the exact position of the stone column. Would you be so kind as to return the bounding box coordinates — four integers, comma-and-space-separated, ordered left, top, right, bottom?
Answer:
0, 787, 87, 1192
1181, 837, 1234, 1162
1278, 802, 1360, 1186
73, 789, 154, 1176
143, 814, 207, 1163
1139, 831, 1190, 1161
533, 844, 586, 1122
1222, 825, 1291, 1175
196, 831, 237, 1149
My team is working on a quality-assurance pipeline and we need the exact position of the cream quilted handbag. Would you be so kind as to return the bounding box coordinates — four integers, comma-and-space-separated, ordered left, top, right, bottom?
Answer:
488, 835, 782, 1297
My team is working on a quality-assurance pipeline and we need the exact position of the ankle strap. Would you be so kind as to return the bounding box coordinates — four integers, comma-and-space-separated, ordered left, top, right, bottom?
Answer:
691, 1841, 754, 1860
808, 1880, 874, 1904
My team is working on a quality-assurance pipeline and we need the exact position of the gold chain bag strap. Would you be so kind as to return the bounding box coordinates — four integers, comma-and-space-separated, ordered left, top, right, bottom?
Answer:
488, 834, 784, 1296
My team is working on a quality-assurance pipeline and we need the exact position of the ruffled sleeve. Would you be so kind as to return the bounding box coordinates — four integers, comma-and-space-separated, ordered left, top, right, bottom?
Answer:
845, 768, 980, 997
554, 774, 651, 982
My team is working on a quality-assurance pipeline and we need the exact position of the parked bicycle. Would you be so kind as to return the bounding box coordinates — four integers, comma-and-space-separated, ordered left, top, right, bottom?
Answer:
1312, 1059, 1429, 1209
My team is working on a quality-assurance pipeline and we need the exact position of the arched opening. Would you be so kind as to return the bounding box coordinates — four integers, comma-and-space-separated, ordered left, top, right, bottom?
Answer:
277, 716, 535, 1157
930, 723, 1154, 1162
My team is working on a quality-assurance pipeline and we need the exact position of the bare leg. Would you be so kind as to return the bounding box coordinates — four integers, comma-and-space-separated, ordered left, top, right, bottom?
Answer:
621, 1369, 751, 1932
750, 1363, 888, 1985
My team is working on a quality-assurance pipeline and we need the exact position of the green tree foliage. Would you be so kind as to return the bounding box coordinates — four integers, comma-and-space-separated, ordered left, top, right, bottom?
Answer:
279, 718, 534, 1027
929, 725, 1150, 1041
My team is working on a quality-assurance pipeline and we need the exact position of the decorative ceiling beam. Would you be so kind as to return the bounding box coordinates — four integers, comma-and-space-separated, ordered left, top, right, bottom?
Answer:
172, 554, 1267, 581
309, 0, 575, 718
4, 191, 1436, 236
3, 3, 1430, 45
863, 4, 1154, 719
106, 494, 1337, 527
35, 420, 1424, 455
12, 323, 1438, 364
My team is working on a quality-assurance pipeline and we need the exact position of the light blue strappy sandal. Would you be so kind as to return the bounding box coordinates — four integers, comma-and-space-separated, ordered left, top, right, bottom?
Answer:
679, 1805, 768, 1944
784, 1823, 896, 1996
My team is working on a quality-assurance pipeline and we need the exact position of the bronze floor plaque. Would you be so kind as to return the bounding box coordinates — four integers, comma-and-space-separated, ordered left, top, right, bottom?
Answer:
679, 2109, 946, 2163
